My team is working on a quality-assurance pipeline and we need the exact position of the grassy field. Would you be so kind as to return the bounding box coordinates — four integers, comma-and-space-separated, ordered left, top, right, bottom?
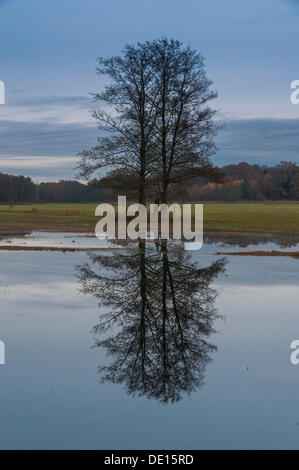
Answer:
0, 202, 299, 234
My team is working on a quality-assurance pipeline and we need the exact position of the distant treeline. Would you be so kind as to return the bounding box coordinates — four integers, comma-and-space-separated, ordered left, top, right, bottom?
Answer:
182, 161, 299, 202
1, 161, 299, 203
0, 174, 111, 204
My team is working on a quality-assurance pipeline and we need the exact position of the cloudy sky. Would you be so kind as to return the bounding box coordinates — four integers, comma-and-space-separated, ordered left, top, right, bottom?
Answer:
0, 0, 298, 181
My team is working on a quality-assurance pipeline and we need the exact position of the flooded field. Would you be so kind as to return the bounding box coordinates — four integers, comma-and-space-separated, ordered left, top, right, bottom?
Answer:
0, 233, 299, 449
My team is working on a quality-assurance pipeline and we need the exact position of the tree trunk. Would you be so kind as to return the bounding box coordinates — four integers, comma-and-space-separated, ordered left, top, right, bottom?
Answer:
139, 173, 146, 205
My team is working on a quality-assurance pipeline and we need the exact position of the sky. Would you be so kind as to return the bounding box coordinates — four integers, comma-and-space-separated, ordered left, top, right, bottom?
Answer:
0, 0, 298, 181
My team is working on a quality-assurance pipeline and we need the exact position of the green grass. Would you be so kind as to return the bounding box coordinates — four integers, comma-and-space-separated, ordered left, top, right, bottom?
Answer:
0, 202, 299, 234
0, 203, 98, 232
202, 203, 299, 234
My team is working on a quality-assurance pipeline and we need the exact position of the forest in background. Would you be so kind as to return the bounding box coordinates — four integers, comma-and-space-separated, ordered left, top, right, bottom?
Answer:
1, 161, 299, 204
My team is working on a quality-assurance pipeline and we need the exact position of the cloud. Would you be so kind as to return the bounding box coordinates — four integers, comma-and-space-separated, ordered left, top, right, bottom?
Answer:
216, 118, 299, 166
0, 93, 100, 180
0, 119, 99, 181
1, 115, 299, 181
8, 94, 92, 108
0, 156, 79, 181
0, 119, 98, 156
1, 93, 94, 125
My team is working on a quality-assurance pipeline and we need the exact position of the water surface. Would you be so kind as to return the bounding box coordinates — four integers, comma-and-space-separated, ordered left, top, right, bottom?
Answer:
0, 235, 299, 449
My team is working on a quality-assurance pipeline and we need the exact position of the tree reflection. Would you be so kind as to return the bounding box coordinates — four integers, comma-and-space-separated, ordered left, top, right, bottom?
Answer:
77, 241, 226, 403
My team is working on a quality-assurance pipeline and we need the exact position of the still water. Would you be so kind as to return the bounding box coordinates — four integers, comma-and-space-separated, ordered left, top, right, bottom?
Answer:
0, 234, 299, 449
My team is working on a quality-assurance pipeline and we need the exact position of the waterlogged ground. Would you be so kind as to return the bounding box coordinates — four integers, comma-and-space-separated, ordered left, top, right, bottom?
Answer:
0, 231, 123, 250
0, 233, 299, 449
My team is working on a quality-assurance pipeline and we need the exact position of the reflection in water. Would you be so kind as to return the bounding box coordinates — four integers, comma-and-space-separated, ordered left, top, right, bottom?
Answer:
77, 241, 226, 403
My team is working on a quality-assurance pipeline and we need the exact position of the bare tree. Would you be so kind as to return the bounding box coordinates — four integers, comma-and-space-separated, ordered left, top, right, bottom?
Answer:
149, 38, 219, 203
78, 42, 158, 204
78, 38, 219, 205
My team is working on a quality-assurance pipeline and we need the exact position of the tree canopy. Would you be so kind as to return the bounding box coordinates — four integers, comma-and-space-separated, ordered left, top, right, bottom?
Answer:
78, 38, 219, 204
